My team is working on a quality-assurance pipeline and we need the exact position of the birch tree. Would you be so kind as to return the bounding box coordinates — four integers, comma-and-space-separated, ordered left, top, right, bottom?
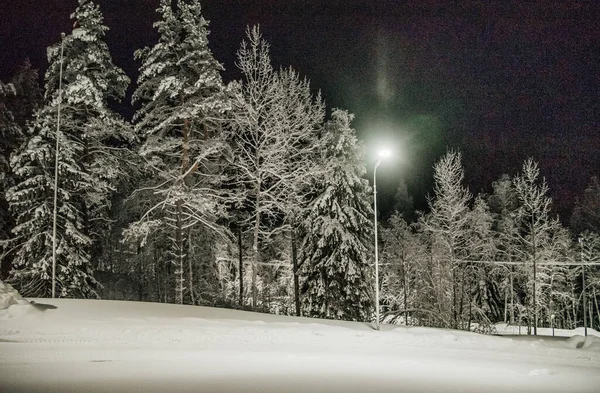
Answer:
421, 150, 471, 329
513, 158, 566, 334
228, 26, 324, 311
463, 196, 498, 331
487, 174, 523, 325
381, 213, 425, 324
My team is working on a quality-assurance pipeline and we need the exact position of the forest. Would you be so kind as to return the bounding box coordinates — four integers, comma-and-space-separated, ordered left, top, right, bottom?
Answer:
1, 0, 599, 334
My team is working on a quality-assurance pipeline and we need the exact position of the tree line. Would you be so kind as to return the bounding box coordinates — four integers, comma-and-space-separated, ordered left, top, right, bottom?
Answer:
0, 0, 373, 322
382, 153, 600, 333
1, 0, 598, 333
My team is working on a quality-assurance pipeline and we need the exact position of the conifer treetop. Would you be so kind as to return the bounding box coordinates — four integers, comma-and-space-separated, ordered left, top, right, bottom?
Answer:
45, 0, 129, 105
134, 0, 229, 137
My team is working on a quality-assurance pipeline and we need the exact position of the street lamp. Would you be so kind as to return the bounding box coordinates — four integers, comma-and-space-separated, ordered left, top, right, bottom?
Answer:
579, 237, 587, 336
373, 148, 391, 330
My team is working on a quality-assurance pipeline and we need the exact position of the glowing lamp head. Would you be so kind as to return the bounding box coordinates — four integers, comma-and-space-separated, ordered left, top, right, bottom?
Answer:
378, 149, 392, 159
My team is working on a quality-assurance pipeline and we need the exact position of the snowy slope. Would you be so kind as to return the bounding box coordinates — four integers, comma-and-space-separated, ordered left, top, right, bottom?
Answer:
1, 299, 599, 393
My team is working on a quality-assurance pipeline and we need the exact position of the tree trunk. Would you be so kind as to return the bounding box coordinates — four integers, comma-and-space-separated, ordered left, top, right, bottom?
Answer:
153, 236, 161, 302
187, 229, 195, 305
137, 244, 143, 301
467, 298, 473, 331
590, 301, 594, 331
238, 225, 244, 307
458, 266, 468, 330
291, 229, 300, 316
452, 259, 457, 330
572, 286, 578, 330
164, 255, 170, 303
504, 278, 508, 324
594, 289, 599, 330
182, 116, 191, 182
177, 101, 192, 305
175, 201, 185, 305
251, 194, 260, 311
510, 268, 515, 324
403, 258, 408, 325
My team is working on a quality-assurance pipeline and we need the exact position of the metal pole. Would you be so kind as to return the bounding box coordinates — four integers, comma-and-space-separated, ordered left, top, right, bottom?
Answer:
579, 237, 587, 336
373, 159, 382, 331
52, 33, 65, 299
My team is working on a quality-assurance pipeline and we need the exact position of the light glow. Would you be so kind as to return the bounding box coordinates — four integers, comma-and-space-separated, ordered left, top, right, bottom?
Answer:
378, 149, 392, 159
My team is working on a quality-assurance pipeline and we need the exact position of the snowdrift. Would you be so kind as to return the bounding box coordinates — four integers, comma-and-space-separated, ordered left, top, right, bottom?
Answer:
0, 280, 29, 309
1, 299, 599, 393
0, 281, 41, 319
567, 335, 600, 350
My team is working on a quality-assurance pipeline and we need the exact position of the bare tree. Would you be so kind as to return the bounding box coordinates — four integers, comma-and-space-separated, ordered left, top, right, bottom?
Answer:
513, 158, 566, 334
228, 26, 324, 311
421, 150, 472, 329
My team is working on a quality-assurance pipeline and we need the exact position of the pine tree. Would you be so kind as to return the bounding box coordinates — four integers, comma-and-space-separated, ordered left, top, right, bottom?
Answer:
5, 0, 131, 297
128, 0, 230, 304
298, 109, 373, 322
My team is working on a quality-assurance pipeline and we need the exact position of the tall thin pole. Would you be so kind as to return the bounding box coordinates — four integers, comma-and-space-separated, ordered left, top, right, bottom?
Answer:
52, 33, 65, 299
238, 225, 243, 307
373, 159, 382, 331
580, 237, 587, 336
532, 214, 537, 336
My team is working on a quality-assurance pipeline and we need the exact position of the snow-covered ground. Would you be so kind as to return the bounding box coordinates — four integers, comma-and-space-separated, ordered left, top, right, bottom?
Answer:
1, 295, 599, 392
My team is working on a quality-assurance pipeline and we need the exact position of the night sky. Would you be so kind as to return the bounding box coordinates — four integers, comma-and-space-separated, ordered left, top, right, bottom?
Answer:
2, 0, 599, 221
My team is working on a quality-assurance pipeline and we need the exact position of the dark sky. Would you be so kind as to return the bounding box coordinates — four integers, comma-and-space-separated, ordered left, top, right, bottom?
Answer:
2, 0, 599, 221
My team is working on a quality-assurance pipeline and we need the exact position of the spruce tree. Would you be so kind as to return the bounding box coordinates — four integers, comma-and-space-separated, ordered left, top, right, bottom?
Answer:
0, 81, 20, 245
0, 80, 21, 281
571, 177, 600, 235
5, 0, 131, 297
0, 61, 42, 253
128, 0, 230, 304
299, 109, 373, 322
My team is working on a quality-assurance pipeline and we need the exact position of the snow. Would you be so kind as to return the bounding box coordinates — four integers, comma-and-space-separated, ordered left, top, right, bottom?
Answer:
1, 298, 599, 393
0, 281, 31, 310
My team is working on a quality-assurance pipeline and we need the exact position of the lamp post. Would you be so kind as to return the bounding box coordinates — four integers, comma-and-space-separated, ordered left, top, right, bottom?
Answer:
373, 149, 391, 331
52, 33, 66, 299
579, 237, 587, 336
